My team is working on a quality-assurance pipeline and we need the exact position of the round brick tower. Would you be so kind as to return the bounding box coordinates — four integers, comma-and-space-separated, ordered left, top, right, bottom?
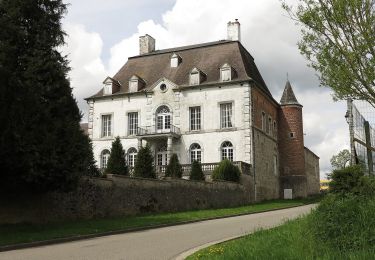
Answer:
278, 81, 307, 198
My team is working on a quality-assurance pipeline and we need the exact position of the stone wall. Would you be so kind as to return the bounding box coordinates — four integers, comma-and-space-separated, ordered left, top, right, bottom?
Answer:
0, 174, 253, 224
252, 128, 280, 201
305, 147, 320, 196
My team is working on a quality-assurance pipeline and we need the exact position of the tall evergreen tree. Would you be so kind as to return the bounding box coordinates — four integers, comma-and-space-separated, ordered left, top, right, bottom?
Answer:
189, 160, 205, 181
165, 154, 182, 178
105, 137, 128, 175
133, 144, 156, 179
0, 0, 95, 194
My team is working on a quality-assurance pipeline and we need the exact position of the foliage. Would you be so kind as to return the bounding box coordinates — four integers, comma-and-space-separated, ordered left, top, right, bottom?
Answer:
189, 160, 205, 181
133, 144, 155, 179
0, 0, 96, 194
212, 159, 241, 182
282, 0, 375, 105
105, 137, 128, 175
328, 165, 365, 194
308, 193, 375, 251
330, 149, 351, 170
86, 140, 101, 177
165, 153, 182, 178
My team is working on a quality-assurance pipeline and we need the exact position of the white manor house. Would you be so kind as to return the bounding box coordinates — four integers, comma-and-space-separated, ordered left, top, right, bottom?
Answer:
86, 20, 320, 200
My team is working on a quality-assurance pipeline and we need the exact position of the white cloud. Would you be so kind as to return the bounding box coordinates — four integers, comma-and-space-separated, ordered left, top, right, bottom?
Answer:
64, 0, 350, 177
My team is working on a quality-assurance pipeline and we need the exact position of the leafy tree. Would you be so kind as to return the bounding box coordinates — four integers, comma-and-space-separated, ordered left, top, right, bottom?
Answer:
212, 159, 241, 182
330, 149, 351, 170
282, 0, 375, 105
165, 154, 182, 178
189, 160, 205, 181
105, 137, 128, 175
0, 0, 96, 193
133, 144, 156, 179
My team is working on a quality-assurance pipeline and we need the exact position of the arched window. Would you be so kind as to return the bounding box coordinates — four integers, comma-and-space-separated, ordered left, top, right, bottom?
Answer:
156, 105, 171, 132
127, 147, 138, 167
100, 149, 110, 169
190, 143, 202, 163
221, 141, 234, 161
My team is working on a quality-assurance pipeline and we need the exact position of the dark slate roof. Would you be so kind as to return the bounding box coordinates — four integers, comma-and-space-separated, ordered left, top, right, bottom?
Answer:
87, 40, 273, 99
280, 80, 301, 106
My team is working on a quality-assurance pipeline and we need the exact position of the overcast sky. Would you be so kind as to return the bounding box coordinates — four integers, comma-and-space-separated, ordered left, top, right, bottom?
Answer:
61, 0, 350, 177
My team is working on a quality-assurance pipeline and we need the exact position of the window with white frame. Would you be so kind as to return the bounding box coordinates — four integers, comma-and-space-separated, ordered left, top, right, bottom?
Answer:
189, 69, 200, 85
128, 112, 138, 135
190, 106, 201, 131
103, 84, 112, 95
190, 143, 202, 163
220, 103, 233, 128
221, 141, 234, 161
101, 114, 112, 137
220, 64, 232, 81
100, 149, 110, 169
127, 147, 138, 168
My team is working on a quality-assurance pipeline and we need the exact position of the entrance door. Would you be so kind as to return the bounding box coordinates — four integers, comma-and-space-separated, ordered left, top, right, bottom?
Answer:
156, 106, 171, 133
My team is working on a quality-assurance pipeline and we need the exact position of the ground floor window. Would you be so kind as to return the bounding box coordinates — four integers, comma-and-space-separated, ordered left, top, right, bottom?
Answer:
221, 141, 233, 161
190, 143, 202, 163
127, 147, 138, 167
100, 149, 110, 169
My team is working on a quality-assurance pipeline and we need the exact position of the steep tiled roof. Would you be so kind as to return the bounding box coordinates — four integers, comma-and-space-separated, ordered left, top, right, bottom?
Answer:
280, 80, 301, 106
87, 40, 273, 99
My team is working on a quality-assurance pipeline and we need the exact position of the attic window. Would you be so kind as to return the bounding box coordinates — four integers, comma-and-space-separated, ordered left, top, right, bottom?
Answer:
103, 83, 112, 95
220, 63, 232, 82
170, 53, 181, 68
129, 75, 145, 92
190, 68, 202, 85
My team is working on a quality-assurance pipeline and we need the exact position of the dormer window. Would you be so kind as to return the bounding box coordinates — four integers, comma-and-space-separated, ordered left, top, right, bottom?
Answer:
129, 75, 145, 93
220, 63, 233, 82
103, 83, 112, 95
189, 67, 205, 86
170, 53, 181, 68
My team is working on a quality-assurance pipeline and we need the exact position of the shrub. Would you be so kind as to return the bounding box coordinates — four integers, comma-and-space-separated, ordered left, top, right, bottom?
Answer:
308, 193, 375, 251
133, 144, 156, 179
328, 165, 364, 194
212, 159, 240, 182
189, 160, 205, 181
165, 154, 182, 178
105, 136, 128, 175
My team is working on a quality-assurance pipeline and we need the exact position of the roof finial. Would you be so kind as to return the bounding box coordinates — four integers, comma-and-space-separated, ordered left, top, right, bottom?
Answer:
286, 72, 289, 81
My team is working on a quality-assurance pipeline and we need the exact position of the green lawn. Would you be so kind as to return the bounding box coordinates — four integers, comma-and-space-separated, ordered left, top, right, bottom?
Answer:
0, 198, 318, 247
187, 216, 375, 260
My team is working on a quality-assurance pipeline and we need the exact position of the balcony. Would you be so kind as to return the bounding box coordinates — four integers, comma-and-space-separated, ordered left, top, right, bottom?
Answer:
136, 125, 181, 138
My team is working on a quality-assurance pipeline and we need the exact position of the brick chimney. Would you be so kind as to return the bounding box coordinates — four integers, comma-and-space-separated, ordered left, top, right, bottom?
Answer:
227, 19, 241, 42
139, 34, 155, 55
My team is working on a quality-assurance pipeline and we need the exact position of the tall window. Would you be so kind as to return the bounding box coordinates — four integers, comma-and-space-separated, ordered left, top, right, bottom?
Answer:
220, 103, 233, 128
128, 112, 138, 135
267, 116, 272, 135
100, 149, 110, 169
190, 143, 202, 163
190, 106, 201, 131
127, 147, 138, 167
221, 141, 234, 161
273, 155, 278, 176
261, 112, 266, 131
156, 106, 171, 131
101, 114, 112, 137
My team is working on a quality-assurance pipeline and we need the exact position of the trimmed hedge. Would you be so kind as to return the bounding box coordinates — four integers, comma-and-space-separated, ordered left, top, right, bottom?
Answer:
189, 160, 205, 181
212, 159, 240, 182
165, 154, 182, 178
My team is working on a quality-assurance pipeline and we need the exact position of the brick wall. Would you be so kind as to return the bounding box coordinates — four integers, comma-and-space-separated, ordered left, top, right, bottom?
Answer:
305, 147, 320, 195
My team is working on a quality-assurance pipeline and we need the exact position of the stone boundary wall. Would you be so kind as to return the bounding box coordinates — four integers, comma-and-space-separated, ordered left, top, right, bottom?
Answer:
0, 174, 253, 224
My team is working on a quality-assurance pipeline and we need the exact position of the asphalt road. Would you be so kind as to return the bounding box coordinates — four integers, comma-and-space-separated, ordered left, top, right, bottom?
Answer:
0, 204, 316, 260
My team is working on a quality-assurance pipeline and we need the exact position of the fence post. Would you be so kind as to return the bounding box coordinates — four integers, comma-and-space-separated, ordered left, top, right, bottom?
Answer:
347, 99, 356, 165
364, 120, 373, 175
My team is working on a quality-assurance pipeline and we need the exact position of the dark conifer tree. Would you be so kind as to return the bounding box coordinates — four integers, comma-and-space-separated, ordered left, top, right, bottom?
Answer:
105, 137, 128, 175
0, 0, 96, 193
189, 160, 205, 181
133, 144, 155, 179
165, 154, 182, 178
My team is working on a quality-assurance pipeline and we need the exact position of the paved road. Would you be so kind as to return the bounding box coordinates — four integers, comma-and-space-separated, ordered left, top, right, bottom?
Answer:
0, 204, 315, 260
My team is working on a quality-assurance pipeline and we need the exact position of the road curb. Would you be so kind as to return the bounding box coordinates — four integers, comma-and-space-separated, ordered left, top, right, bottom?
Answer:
0, 203, 316, 252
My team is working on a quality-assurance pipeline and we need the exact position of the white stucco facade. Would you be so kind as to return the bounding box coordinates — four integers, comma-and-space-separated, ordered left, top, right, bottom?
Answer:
89, 78, 252, 168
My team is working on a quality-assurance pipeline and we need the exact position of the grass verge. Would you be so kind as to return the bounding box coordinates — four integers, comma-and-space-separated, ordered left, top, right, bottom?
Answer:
187, 215, 374, 260
0, 197, 319, 247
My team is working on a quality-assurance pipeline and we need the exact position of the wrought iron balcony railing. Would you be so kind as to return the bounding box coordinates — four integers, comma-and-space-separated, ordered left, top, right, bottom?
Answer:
136, 125, 181, 136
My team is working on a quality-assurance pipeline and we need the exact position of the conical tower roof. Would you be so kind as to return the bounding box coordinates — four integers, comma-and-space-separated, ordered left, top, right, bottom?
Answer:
280, 80, 302, 106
